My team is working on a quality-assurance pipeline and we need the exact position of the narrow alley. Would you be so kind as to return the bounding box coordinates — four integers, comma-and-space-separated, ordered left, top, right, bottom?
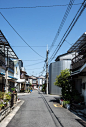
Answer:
1, 90, 86, 127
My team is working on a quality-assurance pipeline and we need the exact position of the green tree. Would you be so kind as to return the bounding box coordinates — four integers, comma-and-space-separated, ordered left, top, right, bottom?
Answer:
42, 83, 46, 92
54, 69, 71, 100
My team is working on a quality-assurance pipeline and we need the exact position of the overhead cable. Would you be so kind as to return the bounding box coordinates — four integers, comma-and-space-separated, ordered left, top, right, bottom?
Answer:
22, 59, 44, 61
25, 61, 44, 67
25, 67, 42, 70
49, 0, 75, 53
0, 3, 82, 10
49, 0, 86, 64
0, 12, 44, 58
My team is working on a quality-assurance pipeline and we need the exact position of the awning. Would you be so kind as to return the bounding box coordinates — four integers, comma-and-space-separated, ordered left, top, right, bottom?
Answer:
8, 76, 17, 80
68, 32, 86, 53
0, 30, 18, 59
71, 63, 86, 76
17, 79, 26, 83
71, 69, 80, 76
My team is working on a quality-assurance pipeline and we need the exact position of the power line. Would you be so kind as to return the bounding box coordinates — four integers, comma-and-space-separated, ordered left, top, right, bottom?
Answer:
11, 45, 58, 48
65, 40, 73, 45
0, 3, 82, 9
49, 0, 75, 53
39, 63, 46, 75
49, 0, 86, 64
12, 46, 47, 47
25, 61, 44, 67
0, 12, 44, 58
22, 59, 44, 61
25, 67, 42, 70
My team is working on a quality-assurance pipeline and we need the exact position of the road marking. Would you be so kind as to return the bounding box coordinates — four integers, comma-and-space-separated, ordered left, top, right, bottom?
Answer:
53, 104, 63, 107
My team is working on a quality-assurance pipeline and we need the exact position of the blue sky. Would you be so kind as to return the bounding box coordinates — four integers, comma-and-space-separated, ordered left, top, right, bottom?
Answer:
0, 0, 86, 76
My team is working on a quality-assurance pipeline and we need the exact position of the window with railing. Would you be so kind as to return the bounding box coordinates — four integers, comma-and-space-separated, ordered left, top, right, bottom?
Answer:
71, 50, 86, 70
0, 50, 5, 65
9, 59, 14, 70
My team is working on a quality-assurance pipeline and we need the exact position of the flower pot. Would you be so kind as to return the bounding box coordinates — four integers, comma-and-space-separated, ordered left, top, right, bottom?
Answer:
66, 104, 70, 110
60, 99, 64, 105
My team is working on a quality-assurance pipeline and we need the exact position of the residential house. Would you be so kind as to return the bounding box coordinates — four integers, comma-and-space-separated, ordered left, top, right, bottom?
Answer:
25, 74, 29, 90
68, 32, 86, 104
37, 76, 45, 91
0, 30, 18, 92
28, 76, 37, 89
49, 52, 75, 95
14, 59, 27, 92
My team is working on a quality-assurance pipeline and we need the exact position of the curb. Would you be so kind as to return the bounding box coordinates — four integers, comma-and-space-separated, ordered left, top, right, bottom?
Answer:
0, 100, 24, 127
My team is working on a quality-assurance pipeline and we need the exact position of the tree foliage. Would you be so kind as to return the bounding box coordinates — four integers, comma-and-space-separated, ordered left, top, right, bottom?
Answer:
54, 69, 71, 100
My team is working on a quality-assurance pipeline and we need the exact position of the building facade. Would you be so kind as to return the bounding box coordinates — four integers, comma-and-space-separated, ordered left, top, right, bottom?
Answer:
37, 76, 45, 91
0, 30, 18, 92
68, 32, 86, 104
49, 53, 75, 95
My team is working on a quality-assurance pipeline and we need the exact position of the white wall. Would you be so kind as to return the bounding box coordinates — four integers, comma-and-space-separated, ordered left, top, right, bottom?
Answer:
14, 60, 20, 79
29, 79, 32, 84
38, 78, 42, 85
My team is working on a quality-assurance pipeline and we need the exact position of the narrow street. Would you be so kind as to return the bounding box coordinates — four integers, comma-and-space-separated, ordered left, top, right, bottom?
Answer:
2, 90, 86, 127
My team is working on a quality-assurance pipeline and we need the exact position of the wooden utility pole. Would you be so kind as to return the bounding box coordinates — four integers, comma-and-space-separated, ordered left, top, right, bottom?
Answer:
46, 45, 48, 95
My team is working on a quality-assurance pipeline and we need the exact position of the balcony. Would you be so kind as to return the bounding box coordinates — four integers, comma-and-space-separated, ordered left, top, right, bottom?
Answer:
9, 59, 14, 71
71, 54, 86, 70
0, 50, 5, 66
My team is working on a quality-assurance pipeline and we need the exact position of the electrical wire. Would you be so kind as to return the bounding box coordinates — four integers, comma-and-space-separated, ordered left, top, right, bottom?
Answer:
0, 3, 82, 9
0, 12, 44, 58
22, 59, 44, 61
49, 0, 75, 53
25, 61, 44, 67
49, 0, 86, 64
25, 67, 42, 70
65, 40, 73, 45
12, 46, 47, 47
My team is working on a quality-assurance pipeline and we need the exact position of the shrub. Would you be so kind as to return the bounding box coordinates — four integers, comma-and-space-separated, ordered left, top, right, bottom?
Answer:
63, 100, 70, 107
11, 88, 15, 91
0, 91, 4, 99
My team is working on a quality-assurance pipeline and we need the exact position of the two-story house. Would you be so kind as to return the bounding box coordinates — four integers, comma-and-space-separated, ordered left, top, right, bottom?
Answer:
28, 76, 37, 89
37, 76, 45, 91
14, 59, 26, 92
68, 32, 86, 104
14, 60, 27, 92
0, 30, 18, 92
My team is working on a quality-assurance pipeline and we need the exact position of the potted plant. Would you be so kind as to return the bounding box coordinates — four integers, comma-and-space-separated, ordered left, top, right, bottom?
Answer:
0, 100, 4, 111
0, 103, 4, 111
60, 97, 64, 105
63, 100, 70, 109
11, 88, 16, 93
4, 92, 11, 107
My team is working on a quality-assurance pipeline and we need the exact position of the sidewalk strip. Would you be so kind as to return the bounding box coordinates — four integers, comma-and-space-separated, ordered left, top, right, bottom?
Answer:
0, 100, 24, 127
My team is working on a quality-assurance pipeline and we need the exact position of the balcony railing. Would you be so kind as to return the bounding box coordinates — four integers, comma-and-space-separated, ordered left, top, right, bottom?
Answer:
71, 54, 86, 70
0, 52, 5, 65
9, 61, 14, 70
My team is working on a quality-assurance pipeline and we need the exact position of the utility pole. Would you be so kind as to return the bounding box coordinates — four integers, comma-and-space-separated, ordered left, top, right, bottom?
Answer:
5, 48, 9, 93
46, 45, 48, 95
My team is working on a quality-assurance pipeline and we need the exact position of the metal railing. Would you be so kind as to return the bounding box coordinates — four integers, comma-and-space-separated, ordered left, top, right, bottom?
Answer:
71, 54, 86, 70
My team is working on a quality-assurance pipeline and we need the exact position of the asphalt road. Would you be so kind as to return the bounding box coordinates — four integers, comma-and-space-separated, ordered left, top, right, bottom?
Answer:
6, 90, 86, 127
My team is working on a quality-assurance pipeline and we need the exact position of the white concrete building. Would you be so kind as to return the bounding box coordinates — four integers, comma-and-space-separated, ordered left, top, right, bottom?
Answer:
14, 60, 27, 92
37, 76, 45, 91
